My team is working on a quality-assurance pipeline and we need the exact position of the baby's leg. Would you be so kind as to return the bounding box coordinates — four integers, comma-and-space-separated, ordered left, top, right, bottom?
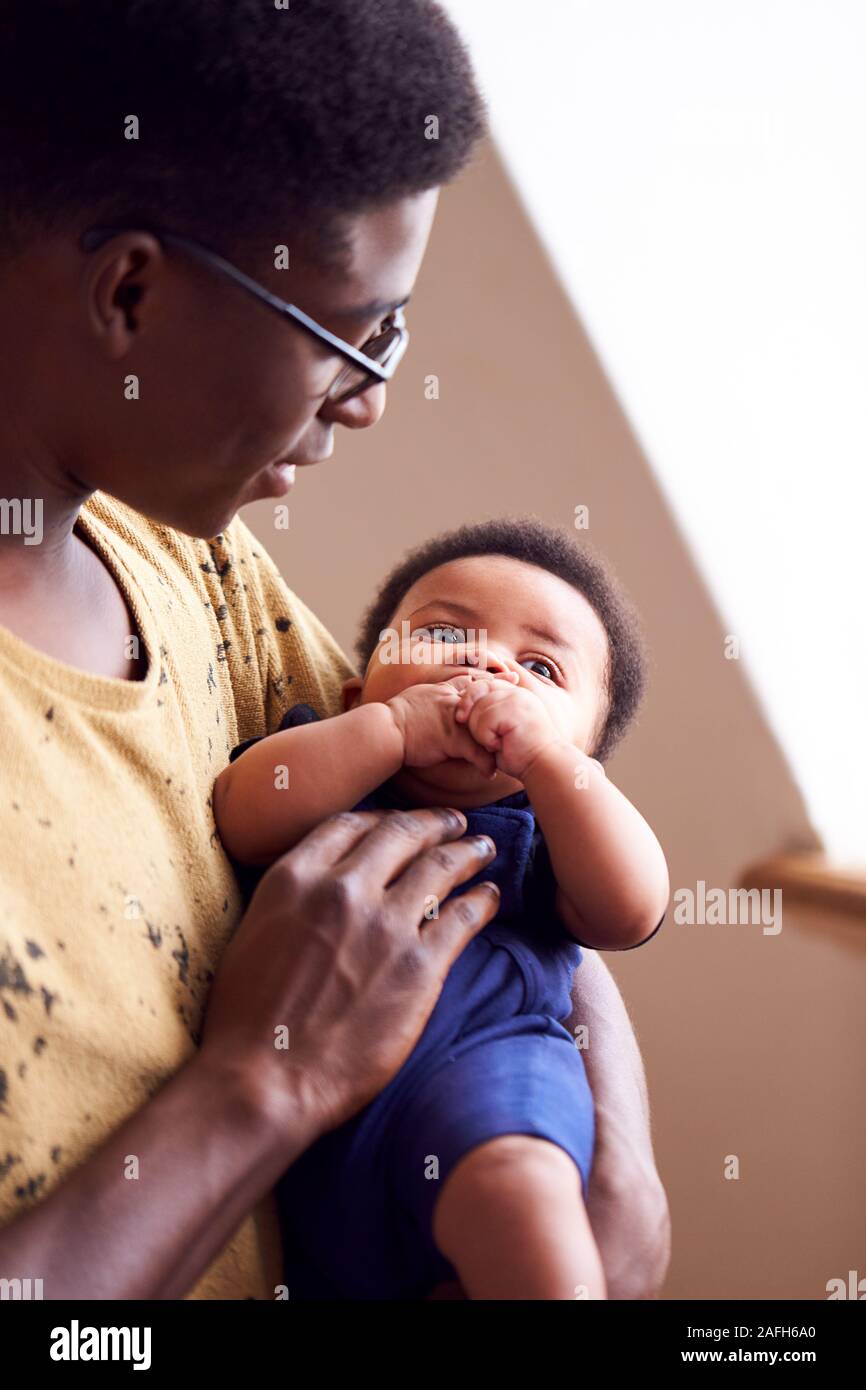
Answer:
431, 1133, 606, 1300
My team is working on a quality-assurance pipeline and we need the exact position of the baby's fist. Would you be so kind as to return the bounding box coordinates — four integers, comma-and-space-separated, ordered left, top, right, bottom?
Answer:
454, 677, 560, 781
387, 681, 497, 778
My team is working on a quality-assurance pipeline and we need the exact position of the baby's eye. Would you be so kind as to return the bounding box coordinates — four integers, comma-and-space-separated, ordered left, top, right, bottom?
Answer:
520, 657, 556, 681
414, 624, 466, 645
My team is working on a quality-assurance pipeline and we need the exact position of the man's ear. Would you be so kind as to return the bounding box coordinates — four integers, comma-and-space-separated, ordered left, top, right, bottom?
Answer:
342, 675, 364, 712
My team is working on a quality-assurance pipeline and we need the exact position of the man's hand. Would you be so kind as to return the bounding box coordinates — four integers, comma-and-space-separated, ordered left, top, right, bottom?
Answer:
0, 807, 504, 1301
201, 806, 503, 1135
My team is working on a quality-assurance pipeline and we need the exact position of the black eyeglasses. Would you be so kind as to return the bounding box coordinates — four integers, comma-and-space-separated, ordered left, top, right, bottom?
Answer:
79, 225, 409, 404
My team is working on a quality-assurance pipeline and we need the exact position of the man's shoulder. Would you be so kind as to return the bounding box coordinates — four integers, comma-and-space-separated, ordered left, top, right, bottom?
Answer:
81, 493, 355, 731
80, 491, 307, 631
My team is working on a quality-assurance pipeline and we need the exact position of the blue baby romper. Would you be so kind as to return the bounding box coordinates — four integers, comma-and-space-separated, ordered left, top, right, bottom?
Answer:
229, 703, 596, 1300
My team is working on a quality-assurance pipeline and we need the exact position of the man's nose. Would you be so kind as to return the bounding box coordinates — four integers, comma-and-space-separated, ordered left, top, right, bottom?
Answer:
318, 382, 387, 430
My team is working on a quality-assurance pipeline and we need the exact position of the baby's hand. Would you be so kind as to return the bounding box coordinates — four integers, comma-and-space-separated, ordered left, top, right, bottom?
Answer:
454, 677, 562, 781
387, 678, 498, 778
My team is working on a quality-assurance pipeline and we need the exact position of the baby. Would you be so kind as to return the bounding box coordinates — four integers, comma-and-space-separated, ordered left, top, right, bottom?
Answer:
213, 516, 669, 1300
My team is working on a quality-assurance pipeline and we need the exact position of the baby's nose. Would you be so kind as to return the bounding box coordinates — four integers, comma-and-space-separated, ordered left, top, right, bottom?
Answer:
464, 649, 519, 681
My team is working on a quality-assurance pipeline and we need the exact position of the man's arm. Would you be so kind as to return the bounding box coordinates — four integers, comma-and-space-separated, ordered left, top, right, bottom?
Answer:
567, 950, 671, 1299
0, 1051, 314, 1300
0, 807, 502, 1298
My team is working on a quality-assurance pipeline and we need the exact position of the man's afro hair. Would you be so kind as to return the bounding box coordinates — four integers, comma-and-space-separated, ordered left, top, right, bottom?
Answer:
0, 0, 486, 262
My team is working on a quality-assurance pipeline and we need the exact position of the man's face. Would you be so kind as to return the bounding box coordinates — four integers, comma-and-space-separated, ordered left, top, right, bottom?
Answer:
61, 190, 439, 536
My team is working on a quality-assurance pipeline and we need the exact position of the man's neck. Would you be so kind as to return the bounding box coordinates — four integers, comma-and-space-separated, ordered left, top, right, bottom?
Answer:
0, 451, 92, 590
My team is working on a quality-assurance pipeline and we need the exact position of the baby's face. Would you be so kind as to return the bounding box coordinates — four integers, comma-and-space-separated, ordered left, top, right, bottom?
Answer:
344, 554, 610, 807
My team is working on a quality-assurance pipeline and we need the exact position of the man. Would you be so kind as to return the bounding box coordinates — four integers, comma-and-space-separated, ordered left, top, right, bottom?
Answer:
0, 0, 669, 1299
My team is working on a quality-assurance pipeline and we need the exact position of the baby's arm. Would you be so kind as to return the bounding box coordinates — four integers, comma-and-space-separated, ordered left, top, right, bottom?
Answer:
455, 678, 669, 949
214, 683, 496, 865
522, 742, 669, 949
214, 702, 404, 864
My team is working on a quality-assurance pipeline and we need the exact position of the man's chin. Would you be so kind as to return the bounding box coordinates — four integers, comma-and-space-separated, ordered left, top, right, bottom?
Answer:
188, 469, 291, 537
108, 490, 241, 542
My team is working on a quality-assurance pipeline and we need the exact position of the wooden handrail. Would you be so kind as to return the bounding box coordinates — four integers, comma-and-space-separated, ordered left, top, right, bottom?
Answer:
740, 852, 866, 919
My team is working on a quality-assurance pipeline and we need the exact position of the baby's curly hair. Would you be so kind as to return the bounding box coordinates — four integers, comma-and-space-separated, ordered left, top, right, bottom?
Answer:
356, 517, 648, 764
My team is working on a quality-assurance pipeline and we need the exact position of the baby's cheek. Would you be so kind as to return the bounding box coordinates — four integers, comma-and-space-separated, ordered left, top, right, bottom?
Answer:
361, 661, 413, 705
571, 706, 602, 753
543, 692, 583, 743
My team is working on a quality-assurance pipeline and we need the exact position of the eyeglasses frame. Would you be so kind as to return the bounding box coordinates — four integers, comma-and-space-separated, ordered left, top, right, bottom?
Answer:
79, 224, 409, 403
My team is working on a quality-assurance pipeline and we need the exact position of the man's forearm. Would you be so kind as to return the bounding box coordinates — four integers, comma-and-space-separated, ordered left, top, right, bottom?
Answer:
567, 950, 671, 1299
0, 1054, 317, 1300
567, 949, 651, 1134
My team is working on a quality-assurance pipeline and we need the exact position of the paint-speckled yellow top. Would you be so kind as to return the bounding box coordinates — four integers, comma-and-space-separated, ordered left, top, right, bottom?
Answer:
0, 490, 355, 1298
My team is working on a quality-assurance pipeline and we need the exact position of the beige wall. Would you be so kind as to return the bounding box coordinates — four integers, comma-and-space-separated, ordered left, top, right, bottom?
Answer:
242, 144, 866, 1300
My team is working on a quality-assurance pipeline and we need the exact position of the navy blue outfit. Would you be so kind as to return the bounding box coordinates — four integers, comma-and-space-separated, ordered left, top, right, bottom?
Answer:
229, 703, 596, 1301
